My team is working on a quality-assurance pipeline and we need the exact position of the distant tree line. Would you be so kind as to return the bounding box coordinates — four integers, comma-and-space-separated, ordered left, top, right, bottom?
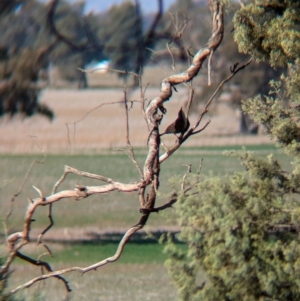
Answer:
0, 0, 177, 119
0, 0, 282, 135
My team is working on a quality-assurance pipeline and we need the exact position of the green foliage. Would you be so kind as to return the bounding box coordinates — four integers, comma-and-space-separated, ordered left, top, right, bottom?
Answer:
164, 1, 300, 300
242, 80, 300, 158
42, 242, 168, 265
165, 152, 300, 300
235, 0, 300, 156
170, 1, 283, 134
233, 0, 300, 67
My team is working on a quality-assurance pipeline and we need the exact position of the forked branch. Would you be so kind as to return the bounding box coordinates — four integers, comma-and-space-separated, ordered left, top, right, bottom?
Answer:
4, 0, 228, 295
159, 58, 252, 163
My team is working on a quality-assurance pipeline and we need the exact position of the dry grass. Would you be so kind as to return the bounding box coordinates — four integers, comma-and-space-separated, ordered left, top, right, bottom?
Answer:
0, 85, 272, 154
9, 262, 177, 301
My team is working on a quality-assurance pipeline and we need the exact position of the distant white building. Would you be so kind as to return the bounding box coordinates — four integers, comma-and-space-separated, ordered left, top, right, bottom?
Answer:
87, 60, 110, 74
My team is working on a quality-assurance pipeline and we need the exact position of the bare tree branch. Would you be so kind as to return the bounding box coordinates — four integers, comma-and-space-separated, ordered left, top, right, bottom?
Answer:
153, 1, 224, 164
64, 99, 141, 149
140, 193, 177, 214
16, 251, 71, 292
4, 1, 235, 295
10, 221, 144, 294
159, 58, 252, 163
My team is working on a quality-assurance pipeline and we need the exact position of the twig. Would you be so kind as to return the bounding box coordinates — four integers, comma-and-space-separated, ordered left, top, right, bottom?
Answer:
208, 50, 214, 86
11, 221, 145, 294
166, 42, 176, 71
37, 204, 53, 245
147, 0, 224, 179
16, 251, 71, 292
65, 100, 141, 149
181, 164, 192, 191
159, 59, 252, 163
4, 141, 46, 238
201, 59, 252, 118
123, 87, 143, 178
192, 120, 211, 135
140, 194, 177, 214
191, 59, 252, 133
140, 83, 148, 113
184, 84, 194, 117
197, 158, 204, 175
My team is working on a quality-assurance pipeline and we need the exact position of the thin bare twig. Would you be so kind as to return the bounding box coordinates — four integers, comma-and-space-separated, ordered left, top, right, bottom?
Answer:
181, 164, 192, 191
139, 77, 149, 122
208, 50, 214, 85
37, 204, 53, 245
198, 158, 204, 175
166, 12, 189, 72
123, 87, 143, 178
4, 137, 46, 238
11, 218, 147, 294
16, 251, 71, 292
166, 42, 176, 71
140, 194, 177, 214
65, 100, 142, 149
208, 60, 252, 110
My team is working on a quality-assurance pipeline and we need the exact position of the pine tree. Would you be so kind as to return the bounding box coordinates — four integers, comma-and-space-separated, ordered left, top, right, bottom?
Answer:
164, 1, 300, 300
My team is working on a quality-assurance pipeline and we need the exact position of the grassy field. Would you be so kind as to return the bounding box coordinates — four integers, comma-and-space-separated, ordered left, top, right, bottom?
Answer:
7, 232, 185, 301
1, 145, 291, 300
0, 85, 289, 300
0, 145, 290, 230
0, 87, 273, 154
10, 262, 178, 301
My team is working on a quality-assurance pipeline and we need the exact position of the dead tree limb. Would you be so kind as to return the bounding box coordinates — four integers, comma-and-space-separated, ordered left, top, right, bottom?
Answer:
159, 58, 252, 163
147, 0, 224, 168
3, 0, 234, 295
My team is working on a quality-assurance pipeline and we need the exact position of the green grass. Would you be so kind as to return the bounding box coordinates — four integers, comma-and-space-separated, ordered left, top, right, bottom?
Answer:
9, 240, 185, 301
10, 262, 178, 301
61, 242, 167, 264
0, 145, 291, 229
14, 241, 172, 265
3, 145, 289, 301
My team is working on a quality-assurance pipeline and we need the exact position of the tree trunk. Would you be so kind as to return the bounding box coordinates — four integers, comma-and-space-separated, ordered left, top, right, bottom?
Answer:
239, 109, 248, 134
77, 69, 88, 89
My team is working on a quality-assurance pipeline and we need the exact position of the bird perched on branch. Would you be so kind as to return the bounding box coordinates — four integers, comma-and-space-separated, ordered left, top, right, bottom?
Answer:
160, 107, 190, 136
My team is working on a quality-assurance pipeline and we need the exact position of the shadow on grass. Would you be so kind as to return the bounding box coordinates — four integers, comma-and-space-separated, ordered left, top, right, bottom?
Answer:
43, 229, 181, 244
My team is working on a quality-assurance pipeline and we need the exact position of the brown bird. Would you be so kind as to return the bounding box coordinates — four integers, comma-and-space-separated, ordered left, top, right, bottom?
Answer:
160, 107, 190, 136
